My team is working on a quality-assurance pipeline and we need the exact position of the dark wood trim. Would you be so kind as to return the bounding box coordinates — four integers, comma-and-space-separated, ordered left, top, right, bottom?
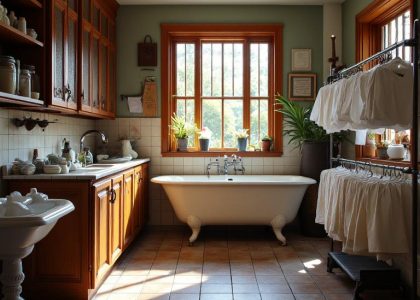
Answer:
161, 23, 283, 156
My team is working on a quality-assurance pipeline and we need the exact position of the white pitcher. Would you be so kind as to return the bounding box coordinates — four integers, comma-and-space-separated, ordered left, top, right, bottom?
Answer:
121, 139, 138, 159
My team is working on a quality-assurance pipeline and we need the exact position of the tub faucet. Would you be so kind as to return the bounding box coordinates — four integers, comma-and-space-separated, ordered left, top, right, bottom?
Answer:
80, 130, 109, 152
206, 158, 221, 177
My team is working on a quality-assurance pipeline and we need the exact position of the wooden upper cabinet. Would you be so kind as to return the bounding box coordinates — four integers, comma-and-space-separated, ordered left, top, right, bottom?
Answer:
50, 0, 78, 110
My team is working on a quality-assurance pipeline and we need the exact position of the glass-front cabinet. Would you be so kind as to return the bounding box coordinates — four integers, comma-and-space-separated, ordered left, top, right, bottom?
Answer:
79, 0, 116, 117
51, 0, 78, 110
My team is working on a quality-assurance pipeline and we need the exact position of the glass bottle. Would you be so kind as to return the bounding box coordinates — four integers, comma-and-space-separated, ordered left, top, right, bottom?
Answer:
19, 68, 31, 97
22, 64, 40, 94
0, 55, 16, 94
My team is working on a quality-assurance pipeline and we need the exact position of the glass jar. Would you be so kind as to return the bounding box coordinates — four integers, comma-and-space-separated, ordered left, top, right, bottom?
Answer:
0, 56, 16, 94
19, 68, 31, 97
22, 64, 40, 94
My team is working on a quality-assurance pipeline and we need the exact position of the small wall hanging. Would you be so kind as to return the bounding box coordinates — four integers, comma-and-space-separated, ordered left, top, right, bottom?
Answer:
291, 48, 312, 71
138, 35, 157, 67
288, 73, 317, 101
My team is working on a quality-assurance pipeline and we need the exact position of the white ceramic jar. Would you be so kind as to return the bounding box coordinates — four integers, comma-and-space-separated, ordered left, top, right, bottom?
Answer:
0, 56, 16, 94
17, 17, 26, 34
387, 144, 405, 160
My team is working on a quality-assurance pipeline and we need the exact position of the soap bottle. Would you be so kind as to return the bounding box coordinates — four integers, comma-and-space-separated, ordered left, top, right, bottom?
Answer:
84, 147, 93, 165
62, 139, 76, 162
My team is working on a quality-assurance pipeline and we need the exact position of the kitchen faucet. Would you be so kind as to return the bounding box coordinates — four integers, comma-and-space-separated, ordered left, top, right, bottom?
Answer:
80, 130, 109, 152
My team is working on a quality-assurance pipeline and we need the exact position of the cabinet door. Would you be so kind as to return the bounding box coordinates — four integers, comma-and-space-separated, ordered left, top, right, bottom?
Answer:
110, 175, 123, 264
123, 170, 134, 248
66, 7, 78, 110
133, 166, 142, 234
93, 179, 111, 287
52, 1, 66, 106
91, 32, 100, 113
81, 23, 91, 112
141, 164, 149, 226
99, 38, 108, 113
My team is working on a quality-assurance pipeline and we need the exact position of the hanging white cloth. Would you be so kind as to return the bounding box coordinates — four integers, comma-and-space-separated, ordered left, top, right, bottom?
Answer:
310, 58, 413, 133
316, 167, 411, 258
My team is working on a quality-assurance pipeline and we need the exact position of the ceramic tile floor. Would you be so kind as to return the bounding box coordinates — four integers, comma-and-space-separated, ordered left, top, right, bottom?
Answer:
93, 227, 406, 300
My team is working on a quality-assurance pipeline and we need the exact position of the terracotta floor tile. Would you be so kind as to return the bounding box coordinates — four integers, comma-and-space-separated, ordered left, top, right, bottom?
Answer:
286, 274, 314, 283
258, 283, 291, 294
232, 275, 257, 284
141, 283, 173, 294
202, 275, 232, 284
233, 283, 260, 293
201, 283, 233, 293
169, 294, 200, 300
256, 275, 287, 284
171, 283, 201, 293
107, 294, 140, 300
200, 294, 233, 300
293, 294, 325, 300
260, 294, 295, 300
288, 282, 321, 294
173, 275, 202, 284
138, 294, 170, 300
324, 293, 353, 300
233, 294, 262, 300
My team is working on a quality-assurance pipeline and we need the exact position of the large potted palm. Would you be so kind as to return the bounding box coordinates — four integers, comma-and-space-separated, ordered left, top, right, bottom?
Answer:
275, 95, 330, 237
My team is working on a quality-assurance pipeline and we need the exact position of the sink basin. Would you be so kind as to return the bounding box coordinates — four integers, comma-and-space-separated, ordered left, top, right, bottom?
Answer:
85, 164, 115, 168
97, 156, 132, 164
0, 189, 74, 299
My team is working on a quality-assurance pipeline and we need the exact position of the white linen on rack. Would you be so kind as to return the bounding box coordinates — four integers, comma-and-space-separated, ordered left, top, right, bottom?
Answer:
310, 57, 413, 133
316, 167, 411, 257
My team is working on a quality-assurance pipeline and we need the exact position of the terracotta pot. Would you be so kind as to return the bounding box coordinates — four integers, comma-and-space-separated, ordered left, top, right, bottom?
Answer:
177, 138, 188, 151
261, 140, 271, 152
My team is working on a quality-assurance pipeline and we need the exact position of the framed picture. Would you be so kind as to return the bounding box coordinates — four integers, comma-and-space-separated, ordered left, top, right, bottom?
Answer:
288, 73, 317, 101
291, 48, 312, 71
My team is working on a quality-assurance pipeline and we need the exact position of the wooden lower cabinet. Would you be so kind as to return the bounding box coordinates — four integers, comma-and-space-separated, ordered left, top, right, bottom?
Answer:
6, 162, 149, 300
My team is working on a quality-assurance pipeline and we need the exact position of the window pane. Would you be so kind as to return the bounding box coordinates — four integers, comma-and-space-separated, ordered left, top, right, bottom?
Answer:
202, 99, 222, 148
176, 44, 186, 96
224, 100, 243, 148
202, 44, 211, 96
234, 44, 243, 97
259, 44, 269, 97
250, 44, 258, 97
176, 99, 195, 147
250, 99, 269, 146
186, 44, 195, 97
404, 11, 411, 60
176, 99, 185, 118
224, 43, 233, 96
250, 100, 259, 145
212, 44, 222, 97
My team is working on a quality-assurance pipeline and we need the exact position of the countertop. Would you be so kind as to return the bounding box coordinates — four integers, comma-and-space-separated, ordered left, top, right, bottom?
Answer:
2, 158, 150, 181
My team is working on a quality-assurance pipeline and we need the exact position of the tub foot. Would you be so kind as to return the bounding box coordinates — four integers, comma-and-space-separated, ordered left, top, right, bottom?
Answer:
187, 215, 201, 246
271, 215, 287, 246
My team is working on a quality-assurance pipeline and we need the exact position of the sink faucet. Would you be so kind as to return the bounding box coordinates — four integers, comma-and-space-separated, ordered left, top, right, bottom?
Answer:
80, 130, 108, 152
206, 155, 245, 177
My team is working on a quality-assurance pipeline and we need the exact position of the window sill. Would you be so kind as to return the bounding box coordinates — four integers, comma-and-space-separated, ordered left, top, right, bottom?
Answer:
161, 151, 283, 157
357, 157, 411, 167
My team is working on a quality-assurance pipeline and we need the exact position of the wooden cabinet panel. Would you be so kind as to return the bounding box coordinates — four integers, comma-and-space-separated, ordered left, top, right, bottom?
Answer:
123, 170, 134, 248
141, 163, 149, 226
52, 1, 65, 106
93, 179, 111, 287
133, 166, 142, 233
81, 23, 91, 111
110, 175, 123, 264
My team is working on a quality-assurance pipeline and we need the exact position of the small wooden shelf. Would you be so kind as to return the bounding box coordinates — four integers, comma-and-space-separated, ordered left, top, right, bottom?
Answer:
0, 91, 43, 106
0, 22, 43, 47
7, 0, 43, 9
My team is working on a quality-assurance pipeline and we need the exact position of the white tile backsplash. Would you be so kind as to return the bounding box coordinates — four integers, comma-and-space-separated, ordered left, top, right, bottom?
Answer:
96, 117, 302, 226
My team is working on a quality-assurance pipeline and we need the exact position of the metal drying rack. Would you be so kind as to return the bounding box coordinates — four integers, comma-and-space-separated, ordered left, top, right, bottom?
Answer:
324, 20, 419, 300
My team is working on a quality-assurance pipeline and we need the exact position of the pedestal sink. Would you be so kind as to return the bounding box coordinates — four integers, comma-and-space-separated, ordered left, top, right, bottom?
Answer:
0, 189, 75, 300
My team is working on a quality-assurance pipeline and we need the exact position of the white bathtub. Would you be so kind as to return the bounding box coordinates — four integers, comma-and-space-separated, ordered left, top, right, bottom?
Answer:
151, 175, 316, 245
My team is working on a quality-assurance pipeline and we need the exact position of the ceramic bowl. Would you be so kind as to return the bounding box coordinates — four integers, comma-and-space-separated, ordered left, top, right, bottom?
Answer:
20, 164, 36, 175
43, 165, 62, 174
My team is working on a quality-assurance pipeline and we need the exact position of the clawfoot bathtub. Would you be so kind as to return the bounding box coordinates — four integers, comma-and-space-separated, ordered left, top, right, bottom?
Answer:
151, 175, 316, 245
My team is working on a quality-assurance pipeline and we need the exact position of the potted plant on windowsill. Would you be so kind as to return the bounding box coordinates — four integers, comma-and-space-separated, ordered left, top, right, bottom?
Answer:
235, 129, 249, 151
170, 113, 197, 152
199, 127, 212, 151
376, 141, 389, 159
261, 134, 272, 152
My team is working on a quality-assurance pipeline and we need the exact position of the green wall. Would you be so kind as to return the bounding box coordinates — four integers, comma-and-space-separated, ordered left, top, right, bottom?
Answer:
116, 5, 323, 117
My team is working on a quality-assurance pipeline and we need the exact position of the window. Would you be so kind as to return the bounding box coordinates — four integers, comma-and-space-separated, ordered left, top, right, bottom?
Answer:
161, 24, 283, 156
355, 0, 413, 164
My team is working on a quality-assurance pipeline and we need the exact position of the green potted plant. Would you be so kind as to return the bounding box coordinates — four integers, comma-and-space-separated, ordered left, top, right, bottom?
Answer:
235, 129, 249, 151
376, 140, 389, 159
198, 127, 212, 151
275, 94, 330, 237
170, 113, 197, 151
261, 134, 272, 152
363, 131, 376, 158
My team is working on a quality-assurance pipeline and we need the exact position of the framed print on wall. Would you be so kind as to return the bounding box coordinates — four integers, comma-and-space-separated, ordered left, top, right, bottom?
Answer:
288, 73, 317, 101
291, 48, 312, 71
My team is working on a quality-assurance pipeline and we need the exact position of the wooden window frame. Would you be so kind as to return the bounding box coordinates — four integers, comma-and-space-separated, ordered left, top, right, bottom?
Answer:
355, 0, 413, 165
161, 24, 283, 157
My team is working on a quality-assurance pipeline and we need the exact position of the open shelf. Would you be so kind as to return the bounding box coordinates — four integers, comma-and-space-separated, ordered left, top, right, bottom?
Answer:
0, 22, 43, 47
5, 0, 42, 9
0, 91, 44, 106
